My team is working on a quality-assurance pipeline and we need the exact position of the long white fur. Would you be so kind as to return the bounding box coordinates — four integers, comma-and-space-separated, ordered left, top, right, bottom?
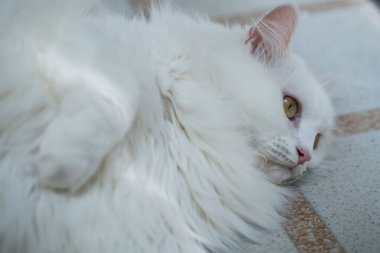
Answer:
0, 1, 334, 252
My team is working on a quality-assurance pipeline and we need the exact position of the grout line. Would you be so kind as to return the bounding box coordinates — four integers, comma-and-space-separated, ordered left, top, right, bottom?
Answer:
334, 108, 380, 136
285, 195, 345, 253
215, 0, 365, 25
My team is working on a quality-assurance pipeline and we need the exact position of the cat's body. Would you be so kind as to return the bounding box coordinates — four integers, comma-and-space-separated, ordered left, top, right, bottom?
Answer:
0, 1, 334, 252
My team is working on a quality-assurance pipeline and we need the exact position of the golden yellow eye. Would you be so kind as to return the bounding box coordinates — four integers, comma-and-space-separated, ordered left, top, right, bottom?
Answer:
283, 96, 299, 119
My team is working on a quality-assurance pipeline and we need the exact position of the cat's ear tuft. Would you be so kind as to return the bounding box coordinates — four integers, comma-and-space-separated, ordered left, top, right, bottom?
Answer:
245, 5, 298, 61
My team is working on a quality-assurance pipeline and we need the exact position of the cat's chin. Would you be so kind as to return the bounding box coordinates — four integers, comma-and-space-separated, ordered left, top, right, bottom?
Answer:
262, 162, 309, 185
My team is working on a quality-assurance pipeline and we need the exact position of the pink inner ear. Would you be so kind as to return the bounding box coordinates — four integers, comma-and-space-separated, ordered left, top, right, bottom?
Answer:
246, 5, 298, 58
245, 26, 262, 51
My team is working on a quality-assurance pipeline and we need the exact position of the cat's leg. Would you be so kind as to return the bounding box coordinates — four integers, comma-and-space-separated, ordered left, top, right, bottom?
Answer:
33, 79, 139, 192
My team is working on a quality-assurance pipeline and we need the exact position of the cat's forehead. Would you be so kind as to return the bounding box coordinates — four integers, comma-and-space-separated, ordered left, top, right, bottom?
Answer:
276, 55, 324, 100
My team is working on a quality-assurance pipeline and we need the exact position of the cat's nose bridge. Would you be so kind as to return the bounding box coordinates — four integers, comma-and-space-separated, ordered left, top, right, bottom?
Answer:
296, 146, 311, 165
297, 124, 317, 149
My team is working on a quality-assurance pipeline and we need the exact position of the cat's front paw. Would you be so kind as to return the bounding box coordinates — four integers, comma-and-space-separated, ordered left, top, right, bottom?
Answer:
32, 98, 131, 192
33, 150, 100, 192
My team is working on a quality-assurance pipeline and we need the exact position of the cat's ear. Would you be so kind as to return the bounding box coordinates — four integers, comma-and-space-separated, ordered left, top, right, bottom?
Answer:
245, 5, 298, 61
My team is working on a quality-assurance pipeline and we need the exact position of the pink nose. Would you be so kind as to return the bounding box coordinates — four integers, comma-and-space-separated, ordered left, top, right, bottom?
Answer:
297, 146, 312, 165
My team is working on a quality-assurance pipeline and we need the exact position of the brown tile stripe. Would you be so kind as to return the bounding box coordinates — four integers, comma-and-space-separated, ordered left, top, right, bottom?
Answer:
129, 0, 155, 17
300, 0, 364, 13
215, 0, 364, 25
285, 195, 345, 253
129, 0, 150, 10
334, 108, 380, 136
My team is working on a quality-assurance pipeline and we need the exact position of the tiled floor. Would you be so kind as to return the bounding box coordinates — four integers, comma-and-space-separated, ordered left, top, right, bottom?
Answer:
299, 131, 380, 252
128, 0, 380, 252
293, 2, 380, 252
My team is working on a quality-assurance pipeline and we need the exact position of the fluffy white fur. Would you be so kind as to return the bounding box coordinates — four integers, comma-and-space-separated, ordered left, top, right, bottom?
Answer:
0, 1, 334, 252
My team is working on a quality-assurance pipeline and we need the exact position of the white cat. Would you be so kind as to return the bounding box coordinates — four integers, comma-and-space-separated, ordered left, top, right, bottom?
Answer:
0, 1, 334, 252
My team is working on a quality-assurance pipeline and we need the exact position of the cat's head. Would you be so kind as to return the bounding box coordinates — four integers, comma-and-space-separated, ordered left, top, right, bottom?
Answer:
242, 5, 335, 184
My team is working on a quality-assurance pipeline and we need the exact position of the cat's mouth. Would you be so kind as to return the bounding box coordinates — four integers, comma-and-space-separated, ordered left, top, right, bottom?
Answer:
262, 161, 310, 185
280, 165, 310, 185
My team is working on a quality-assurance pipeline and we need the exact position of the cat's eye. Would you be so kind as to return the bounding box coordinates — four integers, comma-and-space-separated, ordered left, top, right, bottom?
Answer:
283, 96, 300, 119
313, 133, 322, 150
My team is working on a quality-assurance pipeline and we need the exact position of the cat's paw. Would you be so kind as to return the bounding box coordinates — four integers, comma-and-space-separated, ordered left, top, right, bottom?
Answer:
34, 151, 99, 191
32, 93, 135, 192
32, 121, 114, 192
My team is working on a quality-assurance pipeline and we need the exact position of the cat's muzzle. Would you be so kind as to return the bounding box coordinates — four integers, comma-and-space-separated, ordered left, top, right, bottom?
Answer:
280, 165, 310, 185
262, 161, 310, 185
